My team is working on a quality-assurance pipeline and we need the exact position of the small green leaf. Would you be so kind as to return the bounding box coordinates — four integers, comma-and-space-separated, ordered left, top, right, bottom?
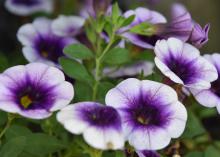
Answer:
0, 136, 26, 157
5, 125, 32, 140
130, 22, 155, 36
64, 44, 94, 59
112, 3, 120, 24
25, 133, 66, 156
103, 48, 130, 65
97, 82, 115, 103
0, 111, 7, 126
74, 81, 93, 101
204, 146, 220, 157
59, 57, 94, 86
185, 151, 203, 157
120, 15, 135, 27
182, 110, 206, 139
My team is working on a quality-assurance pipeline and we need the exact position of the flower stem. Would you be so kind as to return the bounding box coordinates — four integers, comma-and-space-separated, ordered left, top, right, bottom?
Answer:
92, 33, 115, 101
0, 114, 15, 140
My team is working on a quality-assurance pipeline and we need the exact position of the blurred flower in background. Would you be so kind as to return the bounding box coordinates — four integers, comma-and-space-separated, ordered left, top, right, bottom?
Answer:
5, 0, 53, 16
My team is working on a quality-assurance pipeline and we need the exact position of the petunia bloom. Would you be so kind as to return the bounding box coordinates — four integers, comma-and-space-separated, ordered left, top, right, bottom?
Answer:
105, 78, 187, 150
154, 38, 218, 89
17, 18, 77, 66
5, 0, 53, 16
57, 102, 124, 150
0, 63, 74, 119
191, 54, 220, 113
52, 15, 85, 37
121, 7, 167, 49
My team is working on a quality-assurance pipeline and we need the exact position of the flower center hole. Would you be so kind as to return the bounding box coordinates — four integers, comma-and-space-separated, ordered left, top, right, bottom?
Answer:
137, 116, 150, 125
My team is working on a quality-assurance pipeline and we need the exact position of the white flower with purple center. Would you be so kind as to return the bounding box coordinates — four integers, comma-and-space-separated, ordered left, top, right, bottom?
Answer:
17, 18, 77, 66
0, 63, 74, 119
52, 15, 85, 37
121, 7, 167, 49
191, 54, 220, 113
57, 102, 124, 150
105, 78, 187, 150
154, 38, 218, 89
5, 0, 53, 16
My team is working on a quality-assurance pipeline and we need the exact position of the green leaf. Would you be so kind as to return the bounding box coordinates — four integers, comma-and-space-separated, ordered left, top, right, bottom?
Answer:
120, 15, 135, 28
204, 146, 220, 157
103, 48, 130, 65
64, 44, 94, 60
130, 22, 155, 36
25, 133, 66, 156
59, 57, 94, 86
112, 3, 120, 24
74, 81, 93, 101
0, 111, 7, 126
0, 136, 26, 157
182, 110, 206, 139
115, 151, 126, 157
185, 151, 203, 157
5, 125, 32, 140
97, 82, 115, 103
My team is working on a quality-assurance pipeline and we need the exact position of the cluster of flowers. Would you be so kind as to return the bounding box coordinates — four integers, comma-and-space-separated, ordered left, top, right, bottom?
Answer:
2, 0, 220, 157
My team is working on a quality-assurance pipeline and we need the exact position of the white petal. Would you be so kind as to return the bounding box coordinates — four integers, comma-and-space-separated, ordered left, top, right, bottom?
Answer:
17, 24, 38, 46
105, 78, 141, 109
19, 109, 52, 119
52, 15, 85, 37
166, 101, 187, 138
22, 46, 40, 62
50, 82, 74, 111
154, 57, 183, 84
33, 18, 52, 35
0, 101, 20, 113
167, 38, 184, 59
4, 65, 26, 83
148, 128, 171, 150
191, 89, 219, 108
57, 105, 88, 134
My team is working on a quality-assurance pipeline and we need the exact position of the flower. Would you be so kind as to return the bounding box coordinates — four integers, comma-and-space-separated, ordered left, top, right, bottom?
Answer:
5, 0, 53, 16
189, 23, 210, 48
105, 78, 187, 150
57, 102, 124, 150
17, 17, 77, 66
158, 3, 193, 42
52, 15, 85, 37
191, 54, 220, 113
136, 150, 160, 157
121, 7, 167, 49
0, 63, 74, 119
154, 38, 218, 89
103, 61, 154, 78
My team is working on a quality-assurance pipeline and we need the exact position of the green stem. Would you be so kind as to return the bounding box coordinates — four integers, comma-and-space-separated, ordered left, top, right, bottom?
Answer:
92, 33, 115, 100
0, 114, 15, 140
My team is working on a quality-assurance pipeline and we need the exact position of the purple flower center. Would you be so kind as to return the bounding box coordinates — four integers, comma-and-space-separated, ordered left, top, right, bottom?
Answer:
12, 78, 55, 110
34, 36, 66, 63
12, 0, 40, 6
165, 55, 199, 84
123, 92, 172, 128
78, 104, 121, 129
141, 150, 160, 157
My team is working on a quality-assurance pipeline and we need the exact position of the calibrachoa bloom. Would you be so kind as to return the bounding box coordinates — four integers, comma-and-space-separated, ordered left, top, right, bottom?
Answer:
5, 0, 53, 16
52, 15, 85, 37
121, 7, 167, 49
105, 78, 187, 150
191, 54, 220, 113
103, 61, 154, 78
57, 102, 124, 150
17, 18, 77, 66
154, 38, 218, 89
0, 63, 74, 119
